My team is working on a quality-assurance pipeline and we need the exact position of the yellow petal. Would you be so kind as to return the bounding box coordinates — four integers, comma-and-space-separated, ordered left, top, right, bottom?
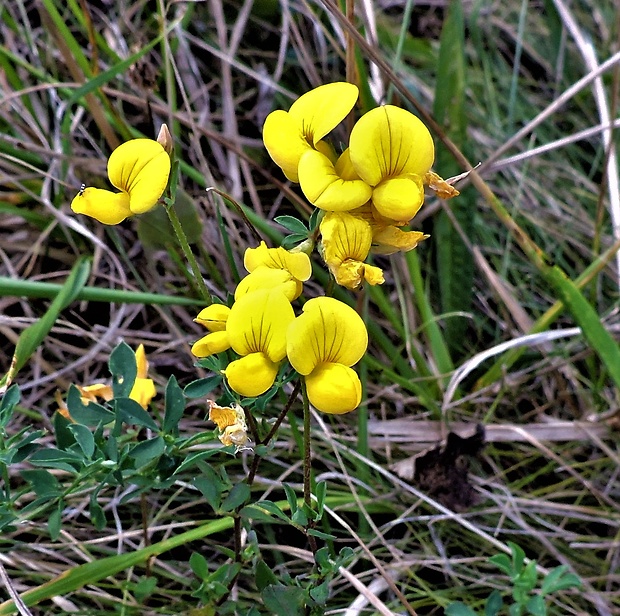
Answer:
371, 176, 425, 222
298, 150, 372, 211
288, 82, 359, 146
208, 402, 240, 430
107, 139, 170, 214
194, 304, 231, 332
305, 363, 362, 414
191, 331, 231, 357
349, 105, 434, 185
262, 83, 358, 183
225, 353, 279, 397
320, 211, 372, 263
226, 289, 294, 362
79, 383, 114, 402
134, 344, 149, 379
129, 377, 156, 409
71, 187, 132, 225
287, 297, 368, 375
243, 242, 311, 281
371, 226, 428, 255
262, 110, 313, 182
235, 267, 301, 302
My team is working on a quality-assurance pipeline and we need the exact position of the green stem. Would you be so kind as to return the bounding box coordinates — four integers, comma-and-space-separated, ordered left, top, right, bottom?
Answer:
164, 201, 212, 304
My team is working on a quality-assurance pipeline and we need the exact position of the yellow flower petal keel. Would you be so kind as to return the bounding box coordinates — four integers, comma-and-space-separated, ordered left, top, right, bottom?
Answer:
71, 188, 132, 225
298, 150, 371, 211
305, 363, 362, 414
225, 353, 280, 397
191, 331, 230, 358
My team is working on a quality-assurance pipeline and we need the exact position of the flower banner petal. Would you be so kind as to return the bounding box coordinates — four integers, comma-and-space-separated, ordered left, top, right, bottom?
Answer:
287, 296, 368, 374
288, 82, 358, 146
226, 289, 294, 361
349, 105, 434, 185
107, 139, 170, 214
243, 242, 312, 282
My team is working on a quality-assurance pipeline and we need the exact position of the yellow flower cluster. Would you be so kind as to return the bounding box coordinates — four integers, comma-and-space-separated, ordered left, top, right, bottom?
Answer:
263, 82, 457, 290
192, 242, 368, 415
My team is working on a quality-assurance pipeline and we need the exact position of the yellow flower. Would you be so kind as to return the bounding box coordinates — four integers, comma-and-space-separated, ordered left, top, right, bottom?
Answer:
298, 148, 372, 212
207, 400, 250, 450
319, 211, 384, 290
58, 344, 156, 416
71, 139, 171, 225
129, 344, 157, 409
287, 297, 368, 414
191, 304, 232, 358
349, 106, 434, 222
297, 106, 434, 220
262, 82, 359, 182
224, 288, 295, 397
236, 241, 312, 301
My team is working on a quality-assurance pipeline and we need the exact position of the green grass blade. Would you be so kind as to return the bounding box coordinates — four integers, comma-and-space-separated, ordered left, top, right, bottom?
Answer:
0, 277, 206, 307
432, 0, 475, 356
0, 258, 90, 389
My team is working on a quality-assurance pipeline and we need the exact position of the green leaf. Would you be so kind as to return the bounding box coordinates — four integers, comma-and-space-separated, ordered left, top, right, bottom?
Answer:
109, 342, 137, 398
445, 603, 478, 616
485, 590, 504, 616
116, 398, 159, 431
540, 566, 581, 595
189, 552, 209, 580
314, 480, 327, 519
137, 189, 203, 248
282, 483, 298, 515
1, 257, 90, 388
65, 386, 114, 426
262, 585, 305, 616
220, 483, 251, 512
183, 376, 222, 399
29, 448, 83, 473
255, 560, 278, 592
281, 233, 310, 250
274, 215, 308, 235
291, 509, 308, 526
48, 502, 62, 541
251, 500, 290, 523
20, 469, 61, 498
163, 376, 185, 434
173, 449, 223, 475
306, 528, 336, 540
0, 384, 20, 427
67, 424, 95, 459
193, 468, 224, 512
129, 437, 165, 467
525, 595, 546, 616
89, 494, 106, 530
489, 553, 513, 576
309, 580, 330, 605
